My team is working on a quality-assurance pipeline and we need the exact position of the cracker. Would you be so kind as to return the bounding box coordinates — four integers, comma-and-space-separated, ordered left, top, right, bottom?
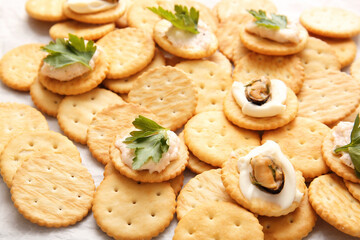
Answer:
239, 24, 309, 56
0, 130, 81, 188
300, 7, 360, 38
176, 169, 235, 220
0, 43, 46, 91
258, 190, 317, 240
309, 173, 360, 237
11, 154, 95, 227
57, 88, 124, 144
233, 52, 305, 94
128, 66, 197, 131
87, 103, 157, 165
351, 58, 360, 81
114, 0, 135, 28
344, 180, 360, 203
322, 131, 360, 183
204, 51, 232, 76
103, 49, 165, 94
224, 88, 298, 131
184, 111, 260, 167
262, 117, 330, 180
63, 1, 126, 24
30, 78, 64, 117
343, 104, 360, 122
222, 149, 307, 216
173, 202, 264, 240
38, 48, 109, 95
25, 0, 67, 22
175, 60, 232, 114
296, 37, 341, 76
96, 28, 155, 79
93, 172, 175, 240
297, 71, 360, 125
0, 103, 48, 155
49, 21, 115, 40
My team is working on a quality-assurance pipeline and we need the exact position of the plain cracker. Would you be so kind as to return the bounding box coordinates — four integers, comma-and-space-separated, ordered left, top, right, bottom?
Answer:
25, 0, 67, 22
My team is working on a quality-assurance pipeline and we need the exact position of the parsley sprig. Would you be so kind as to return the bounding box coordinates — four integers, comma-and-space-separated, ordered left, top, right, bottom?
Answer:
248, 9, 287, 30
334, 114, 360, 178
41, 33, 97, 69
148, 5, 200, 34
123, 116, 170, 170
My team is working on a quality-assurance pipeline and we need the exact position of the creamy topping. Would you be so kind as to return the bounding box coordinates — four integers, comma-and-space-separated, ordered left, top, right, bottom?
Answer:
246, 20, 301, 43
40, 47, 100, 81
232, 79, 287, 118
332, 121, 353, 168
67, 0, 117, 14
237, 140, 303, 209
115, 130, 180, 173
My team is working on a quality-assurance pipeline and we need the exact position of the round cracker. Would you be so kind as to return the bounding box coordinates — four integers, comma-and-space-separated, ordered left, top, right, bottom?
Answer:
103, 49, 165, 94
96, 28, 155, 79
11, 154, 95, 227
173, 201, 264, 240
344, 180, 360, 203
184, 111, 260, 167
300, 7, 360, 38
128, 66, 197, 131
30, 78, 64, 117
87, 103, 157, 165
57, 88, 124, 144
63, 1, 126, 24
297, 71, 360, 126
49, 21, 115, 40
204, 51, 232, 76
351, 58, 360, 81
309, 173, 360, 237
0, 43, 46, 91
224, 88, 298, 131
262, 117, 330, 180
93, 172, 175, 240
233, 52, 305, 94
239, 23, 309, 56
222, 149, 307, 216
38, 48, 109, 95
0, 130, 81, 188
176, 169, 235, 220
175, 60, 232, 114
0, 103, 48, 155
25, 0, 67, 22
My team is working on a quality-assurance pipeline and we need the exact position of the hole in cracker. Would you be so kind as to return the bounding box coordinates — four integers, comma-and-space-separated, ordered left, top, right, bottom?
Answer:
289, 218, 294, 223
29, 142, 34, 147
159, 97, 164, 101
54, 100, 58, 104
114, 188, 119, 192
132, 200, 137, 204
28, 179, 32, 183
209, 215, 214, 220
209, 71, 214, 77
156, 192, 161, 196
127, 221, 132, 226
91, 97, 95, 101
74, 119, 79, 123
151, 213, 155, 217
59, 207, 62, 211
71, 174, 75, 179
7, 127, 13, 132
200, 83, 205, 89
47, 167, 51, 171
14, 156, 19, 161
73, 103, 77, 107
19, 113, 24, 117
108, 208, 112, 213
53, 144, 58, 149
53, 186, 57, 191
34, 200, 38, 204
189, 69, 194, 74
78, 195, 81, 198
266, 224, 270, 229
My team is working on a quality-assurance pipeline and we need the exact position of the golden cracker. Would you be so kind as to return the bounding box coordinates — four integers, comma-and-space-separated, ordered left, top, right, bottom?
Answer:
173, 202, 264, 240
97, 28, 155, 79
93, 172, 175, 240
184, 111, 260, 167
39, 48, 109, 95
204, 51, 232, 76
128, 66, 197, 131
309, 174, 360, 237
344, 180, 360, 203
114, 0, 135, 28
0, 43, 45, 91
176, 169, 235, 220
297, 71, 360, 126
0, 130, 81, 188
175, 60, 232, 114
25, 0, 67, 22
57, 88, 124, 144
11, 154, 95, 227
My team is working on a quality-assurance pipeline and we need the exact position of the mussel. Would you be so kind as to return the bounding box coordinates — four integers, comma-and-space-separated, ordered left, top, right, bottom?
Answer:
245, 77, 271, 105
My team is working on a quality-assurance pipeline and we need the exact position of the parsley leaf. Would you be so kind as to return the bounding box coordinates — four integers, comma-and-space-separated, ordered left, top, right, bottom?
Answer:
41, 33, 97, 69
148, 5, 200, 34
123, 116, 170, 170
248, 9, 287, 30
334, 114, 360, 177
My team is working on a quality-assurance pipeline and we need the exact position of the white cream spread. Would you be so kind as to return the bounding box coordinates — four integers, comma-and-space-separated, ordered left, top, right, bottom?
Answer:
115, 130, 180, 173
40, 47, 100, 81
246, 20, 301, 43
67, 0, 117, 14
332, 121, 353, 168
232, 79, 287, 118
237, 140, 303, 209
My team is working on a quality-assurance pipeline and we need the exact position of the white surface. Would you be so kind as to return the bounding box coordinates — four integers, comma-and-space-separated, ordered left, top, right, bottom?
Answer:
0, 0, 359, 239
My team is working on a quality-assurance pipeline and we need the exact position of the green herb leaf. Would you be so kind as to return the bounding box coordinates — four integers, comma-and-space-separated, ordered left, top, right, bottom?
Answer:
148, 5, 200, 34
123, 116, 170, 170
41, 33, 97, 69
247, 9, 287, 29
